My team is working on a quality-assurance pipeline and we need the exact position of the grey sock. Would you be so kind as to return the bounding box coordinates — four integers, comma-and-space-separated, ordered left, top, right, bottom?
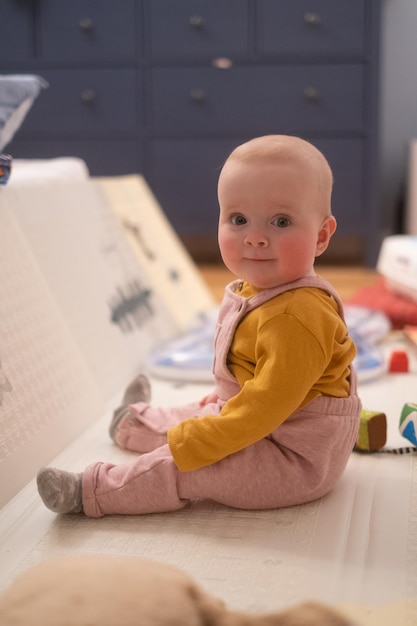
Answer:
121, 373, 151, 405
109, 373, 151, 441
37, 468, 83, 514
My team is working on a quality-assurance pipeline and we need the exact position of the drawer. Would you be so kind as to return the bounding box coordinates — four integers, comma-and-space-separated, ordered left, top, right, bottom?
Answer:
147, 138, 242, 235
258, 0, 365, 57
150, 65, 363, 135
20, 70, 140, 135
8, 138, 142, 176
313, 138, 363, 235
38, 0, 137, 63
146, 0, 249, 61
0, 1, 34, 61
147, 138, 364, 237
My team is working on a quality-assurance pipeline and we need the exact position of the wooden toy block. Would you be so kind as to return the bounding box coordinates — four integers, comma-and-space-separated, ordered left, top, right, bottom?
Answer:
355, 409, 387, 452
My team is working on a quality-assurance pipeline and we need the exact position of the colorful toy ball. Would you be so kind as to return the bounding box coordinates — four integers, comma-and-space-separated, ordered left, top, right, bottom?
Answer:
399, 403, 417, 446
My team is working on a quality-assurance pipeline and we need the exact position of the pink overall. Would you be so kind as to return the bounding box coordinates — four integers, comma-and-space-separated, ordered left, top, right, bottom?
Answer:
82, 276, 361, 518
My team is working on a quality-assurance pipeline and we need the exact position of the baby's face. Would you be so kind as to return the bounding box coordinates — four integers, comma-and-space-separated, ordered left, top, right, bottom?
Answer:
217, 158, 334, 289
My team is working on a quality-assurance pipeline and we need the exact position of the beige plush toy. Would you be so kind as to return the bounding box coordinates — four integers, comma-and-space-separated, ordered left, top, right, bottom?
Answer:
0, 555, 353, 626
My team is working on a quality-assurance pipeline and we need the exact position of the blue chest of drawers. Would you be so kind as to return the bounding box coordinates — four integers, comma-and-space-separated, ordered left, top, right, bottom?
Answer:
1, 0, 381, 264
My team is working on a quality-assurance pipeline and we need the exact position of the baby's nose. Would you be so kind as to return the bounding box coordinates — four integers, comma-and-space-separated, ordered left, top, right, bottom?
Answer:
245, 230, 268, 246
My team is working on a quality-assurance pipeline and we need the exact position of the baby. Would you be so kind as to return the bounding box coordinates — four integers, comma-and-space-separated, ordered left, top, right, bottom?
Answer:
37, 135, 361, 517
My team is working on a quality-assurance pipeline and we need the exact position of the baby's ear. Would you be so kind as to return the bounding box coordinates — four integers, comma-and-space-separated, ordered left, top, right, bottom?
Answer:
315, 215, 337, 257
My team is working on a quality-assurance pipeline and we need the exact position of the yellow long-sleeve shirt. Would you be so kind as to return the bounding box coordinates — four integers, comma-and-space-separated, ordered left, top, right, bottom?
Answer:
168, 282, 356, 472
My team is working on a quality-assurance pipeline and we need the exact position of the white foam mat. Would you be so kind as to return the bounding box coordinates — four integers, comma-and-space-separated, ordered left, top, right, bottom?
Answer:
4, 179, 179, 402
9, 157, 90, 185
97, 175, 214, 331
0, 205, 103, 507
0, 375, 416, 623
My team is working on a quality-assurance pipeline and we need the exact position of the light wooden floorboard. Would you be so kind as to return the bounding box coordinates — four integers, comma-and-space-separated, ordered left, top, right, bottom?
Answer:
198, 264, 378, 303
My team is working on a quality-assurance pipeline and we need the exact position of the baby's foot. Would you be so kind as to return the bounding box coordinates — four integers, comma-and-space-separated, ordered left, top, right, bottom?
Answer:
109, 373, 151, 442
37, 468, 83, 514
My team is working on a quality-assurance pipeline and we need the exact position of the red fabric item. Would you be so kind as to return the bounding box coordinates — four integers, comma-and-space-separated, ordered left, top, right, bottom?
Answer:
348, 278, 417, 330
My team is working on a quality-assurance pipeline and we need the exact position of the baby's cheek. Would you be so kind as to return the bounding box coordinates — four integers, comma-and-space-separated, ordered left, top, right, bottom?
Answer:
280, 238, 303, 259
279, 238, 315, 275
219, 232, 240, 261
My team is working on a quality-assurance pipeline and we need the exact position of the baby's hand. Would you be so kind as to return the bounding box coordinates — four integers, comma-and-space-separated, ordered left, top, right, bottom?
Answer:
199, 391, 219, 406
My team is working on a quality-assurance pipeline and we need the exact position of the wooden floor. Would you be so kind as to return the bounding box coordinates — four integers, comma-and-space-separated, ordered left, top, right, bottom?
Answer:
198, 264, 378, 303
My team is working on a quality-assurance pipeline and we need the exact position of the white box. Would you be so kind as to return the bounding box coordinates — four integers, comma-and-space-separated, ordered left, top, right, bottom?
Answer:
377, 235, 417, 302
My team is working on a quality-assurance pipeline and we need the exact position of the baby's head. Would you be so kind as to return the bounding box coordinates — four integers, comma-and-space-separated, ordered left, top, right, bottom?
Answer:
224, 135, 334, 218
217, 135, 337, 289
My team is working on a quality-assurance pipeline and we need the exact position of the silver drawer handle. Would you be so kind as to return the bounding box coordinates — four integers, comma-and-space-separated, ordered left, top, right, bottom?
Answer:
189, 15, 205, 29
212, 57, 233, 69
190, 88, 206, 104
303, 86, 320, 101
79, 17, 94, 31
304, 12, 321, 26
80, 89, 96, 104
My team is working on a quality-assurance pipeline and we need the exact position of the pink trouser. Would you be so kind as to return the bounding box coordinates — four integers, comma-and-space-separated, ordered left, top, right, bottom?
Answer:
82, 393, 360, 518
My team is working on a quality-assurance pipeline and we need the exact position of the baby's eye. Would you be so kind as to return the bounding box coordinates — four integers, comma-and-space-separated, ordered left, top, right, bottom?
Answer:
273, 216, 291, 228
231, 214, 247, 225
